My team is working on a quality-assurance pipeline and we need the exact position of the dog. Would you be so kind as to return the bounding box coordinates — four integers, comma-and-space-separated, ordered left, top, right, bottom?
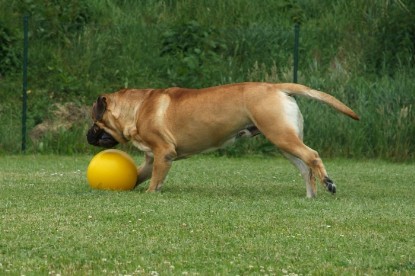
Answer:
87, 82, 359, 197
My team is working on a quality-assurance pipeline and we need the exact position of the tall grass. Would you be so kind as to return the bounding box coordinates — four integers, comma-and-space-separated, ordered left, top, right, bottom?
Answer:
0, 0, 413, 159
301, 70, 415, 160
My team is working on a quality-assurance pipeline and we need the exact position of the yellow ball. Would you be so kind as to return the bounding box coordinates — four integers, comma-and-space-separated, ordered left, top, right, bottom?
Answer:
87, 149, 138, 191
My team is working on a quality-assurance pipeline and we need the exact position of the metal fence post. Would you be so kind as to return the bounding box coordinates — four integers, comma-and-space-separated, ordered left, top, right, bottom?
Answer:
22, 15, 29, 153
293, 23, 300, 83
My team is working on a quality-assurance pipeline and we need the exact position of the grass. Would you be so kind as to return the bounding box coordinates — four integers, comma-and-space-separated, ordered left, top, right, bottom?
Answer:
1, 1, 414, 158
1, 154, 414, 275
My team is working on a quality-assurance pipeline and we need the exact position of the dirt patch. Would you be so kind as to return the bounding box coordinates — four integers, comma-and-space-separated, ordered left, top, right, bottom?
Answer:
30, 102, 90, 141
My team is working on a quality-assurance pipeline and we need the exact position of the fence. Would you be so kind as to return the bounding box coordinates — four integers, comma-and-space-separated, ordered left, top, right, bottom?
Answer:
20, 17, 302, 153
2, 16, 413, 160
21, 16, 29, 152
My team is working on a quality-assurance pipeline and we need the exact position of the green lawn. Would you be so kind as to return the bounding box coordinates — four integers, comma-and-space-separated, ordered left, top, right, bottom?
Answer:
0, 154, 414, 275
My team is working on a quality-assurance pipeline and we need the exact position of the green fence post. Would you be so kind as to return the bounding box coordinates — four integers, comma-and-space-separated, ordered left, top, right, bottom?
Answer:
293, 23, 299, 83
22, 15, 28, 153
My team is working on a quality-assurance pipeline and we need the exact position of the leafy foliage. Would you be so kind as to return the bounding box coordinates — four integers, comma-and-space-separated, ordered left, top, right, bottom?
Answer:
366, 2, 415, 74
0, 24, 20, 77
0, 0, 414, 159
161, 21, 227, 87
15, 0, 93, 41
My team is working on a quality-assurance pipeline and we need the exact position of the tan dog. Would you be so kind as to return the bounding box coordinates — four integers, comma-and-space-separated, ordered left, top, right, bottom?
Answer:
87, 82, 359, 198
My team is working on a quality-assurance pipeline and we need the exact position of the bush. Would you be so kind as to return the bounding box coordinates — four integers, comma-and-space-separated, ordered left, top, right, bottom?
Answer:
15, 0, 93, 41
160, 21, 227, 87
0, 23, 20, 77
0, 0, 414, 160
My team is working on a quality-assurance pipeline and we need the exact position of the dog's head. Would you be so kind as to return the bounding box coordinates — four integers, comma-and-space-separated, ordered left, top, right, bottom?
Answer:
86, 95, 124, 148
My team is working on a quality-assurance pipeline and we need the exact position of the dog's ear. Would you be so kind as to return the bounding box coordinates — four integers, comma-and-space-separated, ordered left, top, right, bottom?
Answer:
93, 96, 107, 121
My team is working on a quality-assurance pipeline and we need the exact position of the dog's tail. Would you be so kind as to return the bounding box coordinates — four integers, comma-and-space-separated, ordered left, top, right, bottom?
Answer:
279, 83, 360, 120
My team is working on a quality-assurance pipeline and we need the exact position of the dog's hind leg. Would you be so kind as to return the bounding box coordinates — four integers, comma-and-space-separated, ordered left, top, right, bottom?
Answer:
253, 120, 335, 195
282, 152, 316, 198
250, 95, 336, 196
274, 133, 336, 195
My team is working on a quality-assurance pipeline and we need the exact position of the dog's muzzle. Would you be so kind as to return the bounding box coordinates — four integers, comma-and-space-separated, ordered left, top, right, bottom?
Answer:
86, 124, 119, 148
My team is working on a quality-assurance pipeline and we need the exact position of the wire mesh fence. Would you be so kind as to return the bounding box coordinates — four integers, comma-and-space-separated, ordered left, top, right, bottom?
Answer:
1, 14, 414, 159
17, 17, 304, 153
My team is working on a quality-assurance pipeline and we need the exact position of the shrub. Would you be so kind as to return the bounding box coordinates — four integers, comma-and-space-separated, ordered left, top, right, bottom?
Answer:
160, 21, 227, 87
15, 0, 93, 41
0, 23, 20, 77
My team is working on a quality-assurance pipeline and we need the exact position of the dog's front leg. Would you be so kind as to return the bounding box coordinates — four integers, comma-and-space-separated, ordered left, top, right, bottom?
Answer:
146, 148, 176, 192
135, 153, 154, 187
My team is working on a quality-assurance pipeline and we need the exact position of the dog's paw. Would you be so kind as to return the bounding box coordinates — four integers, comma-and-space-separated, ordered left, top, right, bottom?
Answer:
324, 177, 336, 194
